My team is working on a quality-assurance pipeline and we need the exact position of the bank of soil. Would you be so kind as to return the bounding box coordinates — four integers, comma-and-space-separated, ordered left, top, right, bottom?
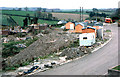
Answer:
4, 28, 77, 68
2, 29, 112, 76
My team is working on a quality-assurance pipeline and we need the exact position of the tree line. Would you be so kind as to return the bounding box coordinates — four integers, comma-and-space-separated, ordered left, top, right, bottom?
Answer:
86, 8, 109, 18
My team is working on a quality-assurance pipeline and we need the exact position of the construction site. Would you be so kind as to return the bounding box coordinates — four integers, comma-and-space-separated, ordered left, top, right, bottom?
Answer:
1, 1, 120, 76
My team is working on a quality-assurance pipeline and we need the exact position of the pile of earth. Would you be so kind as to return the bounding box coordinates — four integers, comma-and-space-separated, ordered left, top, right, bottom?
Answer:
4, 28, 77, 67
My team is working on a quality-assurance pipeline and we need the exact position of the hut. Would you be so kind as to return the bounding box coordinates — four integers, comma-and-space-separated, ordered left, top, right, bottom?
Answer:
93, 22, 103, 39
74, 23, 84, 33
65, 22, 75, 30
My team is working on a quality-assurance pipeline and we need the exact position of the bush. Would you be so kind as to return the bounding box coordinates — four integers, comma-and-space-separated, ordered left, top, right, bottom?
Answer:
21, 61, 30, 66
2, 36, 39, 58
105, 30, 111, 32
4, 66, 16, 71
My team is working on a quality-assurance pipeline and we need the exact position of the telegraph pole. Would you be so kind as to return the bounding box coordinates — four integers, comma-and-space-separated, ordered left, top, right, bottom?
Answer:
80, 7, 81, 22
82, 7, 83, 21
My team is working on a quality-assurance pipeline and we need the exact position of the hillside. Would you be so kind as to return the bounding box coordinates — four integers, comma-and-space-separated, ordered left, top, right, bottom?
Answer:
2, 10, 58, 26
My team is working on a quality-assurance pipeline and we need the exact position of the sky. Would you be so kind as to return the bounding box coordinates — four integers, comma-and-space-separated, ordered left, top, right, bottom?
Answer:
0, 0, 119, 9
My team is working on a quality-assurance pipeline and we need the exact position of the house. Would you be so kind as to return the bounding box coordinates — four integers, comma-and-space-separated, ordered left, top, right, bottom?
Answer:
69, 22, 86, 33
79, 33, 96, 46
84, 20, 90, 23
74, 23, 84, 33
65, 22, 75, 30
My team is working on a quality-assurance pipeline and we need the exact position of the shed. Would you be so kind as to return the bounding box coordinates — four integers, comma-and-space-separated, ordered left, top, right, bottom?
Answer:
65, 22, 75, 30
82, 27, 96, 37
74, 23, 84, 33
93, 22, 103, 30
79, 33, 96, 46
97, 28, 103, 39
93, 22, 103, 39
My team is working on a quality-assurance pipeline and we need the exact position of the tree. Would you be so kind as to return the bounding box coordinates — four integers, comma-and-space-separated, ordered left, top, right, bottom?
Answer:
43, 8, 47, 12
24, 7, 28, 11
37, 7, 42, 12
92, 8, 98, 13
89, 12, 95, 17
48, 13, 53, 20
36, 11, 42, 18
34, 13, 37, 17
33, 17, 38, 24
12, 8, 15, 11
52, 9, 54, 12
101, 13, 107, 17
23, 17, 28, 27
26, 14, 31, 25
18, 8, 22, 11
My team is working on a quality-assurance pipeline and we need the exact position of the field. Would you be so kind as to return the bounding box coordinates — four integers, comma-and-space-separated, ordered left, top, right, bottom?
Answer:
2, 10, 89, 26
52, 13, 89, 21
2, 10, 58, 26
2, 10, 35, 16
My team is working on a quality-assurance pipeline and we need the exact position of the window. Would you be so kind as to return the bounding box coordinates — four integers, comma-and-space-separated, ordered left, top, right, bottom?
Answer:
83, 37, 87, 39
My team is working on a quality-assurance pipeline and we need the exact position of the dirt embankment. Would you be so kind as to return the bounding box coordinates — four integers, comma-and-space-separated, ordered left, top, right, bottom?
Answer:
5, 29, 77, 66
52, 13, 89, 21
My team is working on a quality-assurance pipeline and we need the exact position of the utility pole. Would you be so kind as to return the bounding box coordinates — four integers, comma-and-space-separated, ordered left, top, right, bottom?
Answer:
80, 7, 81, 22
82, 7, 83, 21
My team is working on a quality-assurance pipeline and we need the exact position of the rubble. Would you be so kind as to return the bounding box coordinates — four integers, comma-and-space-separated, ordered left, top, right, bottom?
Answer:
3, 26, 112, 76
14, 44, 27, 48
59, 47, 85, 60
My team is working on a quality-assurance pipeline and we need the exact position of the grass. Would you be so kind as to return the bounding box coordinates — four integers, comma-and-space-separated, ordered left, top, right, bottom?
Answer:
105, 30, 111, 32
2, 10, 58, 26
3, 60, 31, 71
2, 10, 35, 16
113, 65, 120, 71
68, 39, 79, 48
37, 19, 57, 24
2, 36, 39, 58
12, 16, 25, 26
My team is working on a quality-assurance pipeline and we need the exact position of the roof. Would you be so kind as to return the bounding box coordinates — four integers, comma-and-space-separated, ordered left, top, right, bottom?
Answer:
94, 22, 103, 26
75, 22, 88, 27
75, 22, 84, 26
82, 26, 96, 30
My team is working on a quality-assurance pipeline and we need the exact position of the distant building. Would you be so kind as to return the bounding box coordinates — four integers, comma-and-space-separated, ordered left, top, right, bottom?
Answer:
45, 8, 61, 12
73, 23, 84, 33
65, 22, 75, 30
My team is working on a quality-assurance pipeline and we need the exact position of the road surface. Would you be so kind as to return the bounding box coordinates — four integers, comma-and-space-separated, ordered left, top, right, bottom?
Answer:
36, 23, 119, 75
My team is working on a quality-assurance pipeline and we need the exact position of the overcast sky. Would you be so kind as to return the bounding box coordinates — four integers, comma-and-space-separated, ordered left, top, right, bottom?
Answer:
0, 0, 119, 9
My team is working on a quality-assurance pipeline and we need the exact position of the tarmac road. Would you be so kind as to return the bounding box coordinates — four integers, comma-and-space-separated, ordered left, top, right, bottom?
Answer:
36, 23, 119, 75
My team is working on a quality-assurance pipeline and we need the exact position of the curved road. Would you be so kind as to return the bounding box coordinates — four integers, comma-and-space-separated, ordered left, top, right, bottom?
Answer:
36, 23, 119, 75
